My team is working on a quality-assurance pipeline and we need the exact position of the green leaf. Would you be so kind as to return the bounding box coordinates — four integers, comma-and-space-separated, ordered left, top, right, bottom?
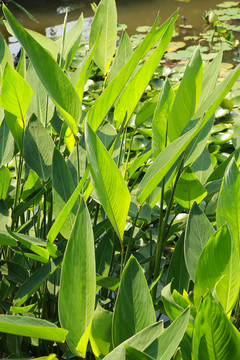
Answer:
14, 260, 58, 306
85, 122, 130, 242
0, 62, 32, 122
0, 200, 11, 230
136, 61, 240, 205
168, 47, 203, 142
0, 165, 11, 200
167, 233, 189, 293
47, 166, 89, 243
3, 5, 81, 135
125, 345, 154, 360
0, 260, 29, 284
161, 283, 195, 337
96, 276, 120, 291
152, 79, 175, 158
59, 197, 96, 357
174, 167, 207, 209
0, 118, 14, 167
24, 115, 55, 181
145, 308, 190, 360
56, 14, 83, 70
0, 32, 13, 69
190, 147, 213, 184
0, 315, 68, 342
87, 11, 178, 132
96, 235, 113, 277
89, 0, 117, 74
112, 256, 155, 347
108, 30, 133, 83
90, 304, 113, 358
184, 202, 214, 281
27, 63, 54, 125
10, 0, 38, 23
199, 50, 222, 106
217, 158, 240, 256
193, 293, 240, 360
52, 148, 77, 239
114, 22, 174, 127
103, 321, 164, 360
194, 225, 240, 313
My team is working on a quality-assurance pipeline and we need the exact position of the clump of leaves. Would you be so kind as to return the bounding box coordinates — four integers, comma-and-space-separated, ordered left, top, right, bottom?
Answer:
1, 0, 240, 359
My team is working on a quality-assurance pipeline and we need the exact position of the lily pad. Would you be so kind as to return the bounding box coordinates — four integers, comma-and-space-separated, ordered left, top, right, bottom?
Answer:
167, 41, 186, 52
216, 1, 239, 8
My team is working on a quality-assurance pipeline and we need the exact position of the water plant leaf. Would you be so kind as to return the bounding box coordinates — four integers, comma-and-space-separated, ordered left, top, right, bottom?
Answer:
0, 62, 33, 149
125, 346, 154, 360
87, 10, 178, 132
191, 147, 213, 184
27, 63, 54, 125
103, 322, 164, 360
90, 304, 113, 358
161, 283, 195, 337
114, 22, 174, 127
59, 197, 96, 357
47, 166, 89, 243
3, 4, 81, 135
108, 30, 133, 83
144, 307, 190, 360
85, 122, 130, 242
14, 260, 59, 306
0, 315, 68, 342
0, 61, 32, 120
112, 256, 155, 347
194, 224, 240, 313
199, 50, 223, 107
0, 166, 11, 200
24, 114, 55, 181
217, 158, 240, 256
184, 202, 215, 281
152, 79, 175, 158
56, 14, 83, 70
174, 167, 207, 209
52, 148, 77, 239
0, 118, 14, 167
137, 64, 240, 205
0, 32, 13, 69
193, 293, 240, 359
168, 47, 203, 142
167, 233, 189, 293
89, 0, 117, 74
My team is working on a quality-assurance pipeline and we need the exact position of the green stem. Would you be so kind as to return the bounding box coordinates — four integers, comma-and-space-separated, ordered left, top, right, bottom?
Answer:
124, 206, 141, 266
123, 130, 135, 179
93, 203, 100, 227
151, 155, 185, 301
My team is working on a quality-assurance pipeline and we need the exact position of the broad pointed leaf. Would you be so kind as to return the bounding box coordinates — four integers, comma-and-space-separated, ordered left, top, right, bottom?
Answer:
24, 115, 55, 181
193, 293, 240, 360
0, 315, 68, 342
85, 122, 130, 241
89, 0, 117, 74
194, 225, 240, 313
112, 256, 155, 347
59, 197, 96, 357
184, 202, 214, 281
3, 5, 81, 134
217, 158, 240, 256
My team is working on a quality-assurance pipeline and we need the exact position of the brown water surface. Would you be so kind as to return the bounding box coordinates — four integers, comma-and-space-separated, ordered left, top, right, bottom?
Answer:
1, 0, 235, 56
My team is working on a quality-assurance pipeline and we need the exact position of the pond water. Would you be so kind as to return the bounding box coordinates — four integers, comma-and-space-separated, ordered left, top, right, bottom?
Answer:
2, 0, 239, 60
4, 0, 228, 35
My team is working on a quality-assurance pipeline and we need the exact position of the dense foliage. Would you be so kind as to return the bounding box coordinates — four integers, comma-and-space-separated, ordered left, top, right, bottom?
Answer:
1, 0, 240, 359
